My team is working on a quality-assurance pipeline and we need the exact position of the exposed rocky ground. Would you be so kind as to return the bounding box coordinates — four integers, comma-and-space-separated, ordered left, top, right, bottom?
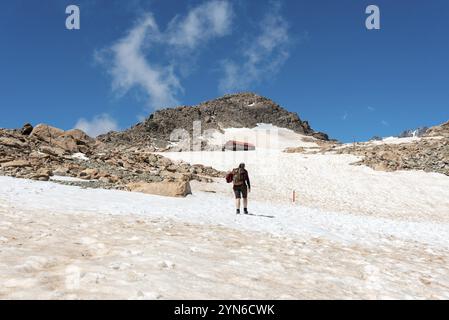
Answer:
2, 93, 446, 195
2, 91, 331, 195
98, 92, 329, 150
0, 124, 223, 196
398, 126, 428, 138
335, 138, 449, 176
424, 120, 449, 138
281, 121, 449, 176
333, 121, 449, 176
284, 137, 340, 154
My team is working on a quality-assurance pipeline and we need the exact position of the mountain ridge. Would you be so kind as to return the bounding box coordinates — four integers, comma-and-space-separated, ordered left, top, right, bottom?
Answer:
99, 92, 330, 149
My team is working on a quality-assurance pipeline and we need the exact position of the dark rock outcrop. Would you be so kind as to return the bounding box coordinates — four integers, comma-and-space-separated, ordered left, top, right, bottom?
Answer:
398, 127, 428, 138
99, 92, 329, 148
21, 123, 33, 136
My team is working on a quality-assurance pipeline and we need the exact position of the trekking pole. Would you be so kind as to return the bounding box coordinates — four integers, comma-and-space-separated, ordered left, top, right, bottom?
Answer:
292, 190, 296, 203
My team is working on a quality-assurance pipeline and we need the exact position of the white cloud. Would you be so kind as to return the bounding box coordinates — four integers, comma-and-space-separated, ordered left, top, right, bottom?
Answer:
219, 2, 290, 92
97, 1, 233, 110
381, 120, 389, 127
342, 112, 348, 121
167, 1, 233, 49
75, 114, 119, 137
367, 106, 375, 112
107, 14, 182, 109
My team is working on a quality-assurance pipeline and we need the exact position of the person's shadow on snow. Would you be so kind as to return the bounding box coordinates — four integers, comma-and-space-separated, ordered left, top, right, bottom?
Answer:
245, 213, 275, 219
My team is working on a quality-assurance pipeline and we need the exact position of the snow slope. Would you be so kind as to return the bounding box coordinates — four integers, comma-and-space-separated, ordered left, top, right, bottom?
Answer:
163, 126, 449, 223
1, 125, 449, 299
1, 175, 449, 299
207, 123, 320, 150
1, 176, 449, 247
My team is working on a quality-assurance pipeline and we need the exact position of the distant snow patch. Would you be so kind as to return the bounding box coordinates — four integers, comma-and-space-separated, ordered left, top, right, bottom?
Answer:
50, 176, 90, 183
71, 153, 89, 161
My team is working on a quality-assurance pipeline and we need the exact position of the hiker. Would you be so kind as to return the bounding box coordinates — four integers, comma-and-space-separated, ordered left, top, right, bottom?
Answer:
226, 163, 251, 214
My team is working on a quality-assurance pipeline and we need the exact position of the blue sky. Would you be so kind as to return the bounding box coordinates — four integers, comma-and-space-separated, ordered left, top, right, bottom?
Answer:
0, 0, 448, 142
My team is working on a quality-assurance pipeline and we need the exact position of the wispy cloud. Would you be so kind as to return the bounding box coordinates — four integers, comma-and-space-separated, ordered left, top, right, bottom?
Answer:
367, 106, 375, 112
219, 2, 291, 92
381, 120, 389, 126
75, 114, 119, 137
167, 1, 233, 49
341, 112, 348, 121
97, 1, 234, 110
107, 14, 182, 109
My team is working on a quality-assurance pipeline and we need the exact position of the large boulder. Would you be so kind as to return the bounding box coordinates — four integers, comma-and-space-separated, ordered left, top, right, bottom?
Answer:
39, 145, 66, 157
126, 181, 192, 197
30, 168, 53, 181
311, 132, 329, 141
62, 129, 95, 146
55, 137, 79, 153
30, 124, 93, 154
1, 160, 31, 168
0, 137, 27, 149
30, 124, 64, 142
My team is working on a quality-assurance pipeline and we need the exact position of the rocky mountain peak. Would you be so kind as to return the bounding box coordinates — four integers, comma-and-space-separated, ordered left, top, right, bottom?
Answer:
99, 92, 329, 148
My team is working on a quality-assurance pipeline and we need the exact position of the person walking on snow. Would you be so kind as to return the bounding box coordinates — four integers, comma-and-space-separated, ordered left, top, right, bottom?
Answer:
227, 163, 251, 214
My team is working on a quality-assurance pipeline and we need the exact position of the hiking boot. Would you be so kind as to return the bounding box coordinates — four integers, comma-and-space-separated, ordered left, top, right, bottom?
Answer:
244, 208, 248, 214
236, 209, 240, 215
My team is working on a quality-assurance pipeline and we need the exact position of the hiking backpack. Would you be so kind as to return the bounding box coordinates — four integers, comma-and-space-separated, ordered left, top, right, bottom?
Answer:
232, 168, 244, 186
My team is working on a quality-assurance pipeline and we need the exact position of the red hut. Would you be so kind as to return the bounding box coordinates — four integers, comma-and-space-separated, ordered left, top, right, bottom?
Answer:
222, 140, 256, 151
